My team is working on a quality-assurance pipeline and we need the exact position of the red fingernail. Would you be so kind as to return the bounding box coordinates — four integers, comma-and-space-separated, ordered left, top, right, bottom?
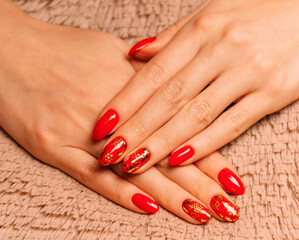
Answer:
210, 194, 239, 222
93, 109, 119, 140
218, 168, 245, 195
132, 193, 159, 213
168, 146, 195, 166
122, 148, 151, 173
99, 136, 127, 166
182, 199, 212, 223
128, 37, 157, 57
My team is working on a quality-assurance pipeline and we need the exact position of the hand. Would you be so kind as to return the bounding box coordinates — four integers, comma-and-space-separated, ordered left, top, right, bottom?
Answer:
0, 0, 144, 213
119, 151, 243, 223
0, 1, 243, 223
92, 0, 299, 173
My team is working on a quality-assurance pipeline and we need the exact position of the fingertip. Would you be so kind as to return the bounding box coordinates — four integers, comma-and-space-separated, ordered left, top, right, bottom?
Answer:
131, 193, 159, 214
122, 148, 151, 173
129, 34, 173, 60
210, 194, 240, 222
217, 168, 245, 196
92, 109, 119, 140
133, 41, 168, 61
182, 198, 213, 224
168, 146, 195, 166
128, 37, 157, 58
98, 136, 128, 166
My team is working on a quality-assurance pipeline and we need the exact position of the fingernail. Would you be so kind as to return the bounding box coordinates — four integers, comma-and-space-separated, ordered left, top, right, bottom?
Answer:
132, 193, 159, 213
218, 168, 245, 195
99, 136, 127, 166
123, 148, 151, 173
92, 109, 119, 140
210, 194, 239, 222
168, 146, 194, 166
128, 37, 157, 57
182, 199, 212, 223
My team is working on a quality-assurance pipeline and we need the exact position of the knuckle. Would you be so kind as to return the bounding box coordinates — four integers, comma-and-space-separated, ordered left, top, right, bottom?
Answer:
188, 98, 213, 125
110, 182, 124, 203
155, 158, 169, 168
262, 71, 290, 98
249, 51, 274, 73
210, 42, 226, 58
153, 182, 178, 207
164, 21, 180, 35
160, 79, 185, 108
224, 23, 252, 45
143, 60, 165, 88
132, 120, 149, 139
78, 162, 98, 184
225, 111, 246, 134
31, 123, 54, 151
267, 74, 286, 96
193, 13, 219, 30
189, 175, 204, 194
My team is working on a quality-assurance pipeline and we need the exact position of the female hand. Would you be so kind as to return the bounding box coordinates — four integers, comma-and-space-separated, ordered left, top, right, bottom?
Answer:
0, 1, 244, 222
0, 0, 146, 213
118, 151, 243, 223
93, 0, 299, 173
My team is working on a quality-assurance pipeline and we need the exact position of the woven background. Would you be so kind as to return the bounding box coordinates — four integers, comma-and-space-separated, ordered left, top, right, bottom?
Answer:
0, 0, 298, 239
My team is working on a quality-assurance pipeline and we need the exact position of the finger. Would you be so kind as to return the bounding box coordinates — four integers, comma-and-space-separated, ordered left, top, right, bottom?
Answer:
99, 44, 225, 166
129, 57, 147, 72
155, 158, 240, 222
130, 0, 213, 60
171, 92, 273, 165
193, 152, 245, 195
111, 163, 213, 224
53, 147, 159, 214
92, 11, 231, 142
92, 19, 205, 141
121, 69, 252, 173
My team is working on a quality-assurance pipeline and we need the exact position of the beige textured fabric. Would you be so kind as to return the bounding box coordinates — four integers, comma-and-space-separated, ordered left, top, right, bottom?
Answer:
0, 0, 298, 239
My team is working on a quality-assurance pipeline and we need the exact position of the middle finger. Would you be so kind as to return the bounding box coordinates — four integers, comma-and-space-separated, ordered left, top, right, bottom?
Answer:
122, 67, 251, 173
97, 43, 226, 167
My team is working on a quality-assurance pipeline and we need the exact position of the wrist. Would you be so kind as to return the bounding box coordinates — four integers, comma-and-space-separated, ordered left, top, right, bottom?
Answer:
0, 1, 31, 26
0, 1, 38, 126
0, 1, 34, 50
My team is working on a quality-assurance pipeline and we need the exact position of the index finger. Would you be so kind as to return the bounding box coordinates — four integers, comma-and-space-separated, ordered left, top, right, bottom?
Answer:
92, 17, 205, 141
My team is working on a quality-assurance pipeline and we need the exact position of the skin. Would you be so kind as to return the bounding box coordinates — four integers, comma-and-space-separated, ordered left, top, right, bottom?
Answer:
98, 0, 299, 173
0, 0, 242, 223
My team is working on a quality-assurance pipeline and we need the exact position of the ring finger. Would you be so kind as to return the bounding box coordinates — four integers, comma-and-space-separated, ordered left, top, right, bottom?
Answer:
97, 45, 225, 166
155, 156, 242, 222
111, 163, 213, 224
122, 68, 252, 173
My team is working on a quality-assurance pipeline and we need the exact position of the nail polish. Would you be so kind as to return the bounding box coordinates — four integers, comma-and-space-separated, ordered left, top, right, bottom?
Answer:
218, 168, 245, 195
168, 146, 195, 166
122, 148, 151, 173
210, 194, 239, 222
182, 199, 212, 223
128, 37, 157, 57
99, 136, 127, 166
132, 193, 159, 213
92, 109, 119, 140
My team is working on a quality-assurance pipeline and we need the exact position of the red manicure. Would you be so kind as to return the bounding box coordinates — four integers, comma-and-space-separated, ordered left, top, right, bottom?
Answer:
210, 194, 239, 222
92, 109, 119, 140
122, 148, 151, 173
182, 199, 212, 223
168, 146, 195, 166
99, 136, 127, 166
132, 193, 159, 213
218, 168, 245, 195
128, 37, 157, 57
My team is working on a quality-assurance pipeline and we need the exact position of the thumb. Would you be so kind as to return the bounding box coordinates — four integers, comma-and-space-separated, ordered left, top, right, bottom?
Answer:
128, 2, 209, 60
129, 57, 147, 72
